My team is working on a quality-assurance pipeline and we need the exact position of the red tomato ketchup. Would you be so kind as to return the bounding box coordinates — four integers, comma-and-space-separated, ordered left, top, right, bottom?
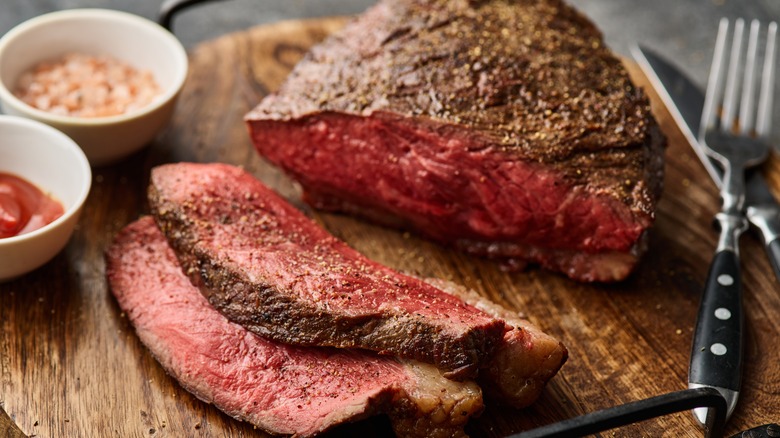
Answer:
0, 172, 64, 238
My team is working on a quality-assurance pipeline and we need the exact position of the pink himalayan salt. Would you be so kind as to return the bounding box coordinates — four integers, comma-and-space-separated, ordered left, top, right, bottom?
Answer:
14, 53, 161, 118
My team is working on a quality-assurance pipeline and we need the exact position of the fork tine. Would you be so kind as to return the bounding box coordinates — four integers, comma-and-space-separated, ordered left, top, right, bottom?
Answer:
701, 18, 731, 138
721, 18, 745, 132
739, 20, 760, 134
756, 21, 777, 138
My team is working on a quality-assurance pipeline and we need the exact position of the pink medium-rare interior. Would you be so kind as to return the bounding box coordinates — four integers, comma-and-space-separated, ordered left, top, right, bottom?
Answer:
248, 111, 648, 254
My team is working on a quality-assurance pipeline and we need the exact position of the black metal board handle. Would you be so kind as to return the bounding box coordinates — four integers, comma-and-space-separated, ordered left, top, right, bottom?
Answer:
689, 249, 744, 391
507, 387, 727, 438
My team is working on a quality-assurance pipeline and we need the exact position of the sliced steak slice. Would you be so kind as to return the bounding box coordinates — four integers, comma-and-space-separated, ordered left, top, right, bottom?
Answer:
425, 278, 567, 408
245, 0, 665, 282
106, 217, 483, 438
148, 162, 507, 380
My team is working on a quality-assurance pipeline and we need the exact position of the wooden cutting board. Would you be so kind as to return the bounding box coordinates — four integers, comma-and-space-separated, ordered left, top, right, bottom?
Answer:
2, 17, 780, 438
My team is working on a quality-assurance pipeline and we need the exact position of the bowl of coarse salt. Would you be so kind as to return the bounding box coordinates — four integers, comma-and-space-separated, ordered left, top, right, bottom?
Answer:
0, 9, 188, 166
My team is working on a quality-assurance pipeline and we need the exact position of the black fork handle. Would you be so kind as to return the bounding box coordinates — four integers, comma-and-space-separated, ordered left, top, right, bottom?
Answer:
689, 248, 744, 392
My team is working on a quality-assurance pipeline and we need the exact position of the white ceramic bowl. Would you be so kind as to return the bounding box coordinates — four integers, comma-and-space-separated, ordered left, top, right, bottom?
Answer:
0, 115, 91, 282
0, 9, 188, 166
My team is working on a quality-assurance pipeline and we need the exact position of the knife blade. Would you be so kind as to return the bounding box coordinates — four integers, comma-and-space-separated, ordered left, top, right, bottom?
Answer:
632, 44, 780, 285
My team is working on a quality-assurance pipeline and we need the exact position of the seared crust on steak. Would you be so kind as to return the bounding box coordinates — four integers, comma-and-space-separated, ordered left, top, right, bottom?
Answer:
425, 278, 567, 407
106, 217, 484, 437
246, 0, 665, 282
149, 163, 507, 380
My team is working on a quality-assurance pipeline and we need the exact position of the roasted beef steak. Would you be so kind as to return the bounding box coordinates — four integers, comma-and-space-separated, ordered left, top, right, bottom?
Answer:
106, 217, 484, 438
245, 0, 665, 282
149, 162, 506, 380
148, 163, 566, 407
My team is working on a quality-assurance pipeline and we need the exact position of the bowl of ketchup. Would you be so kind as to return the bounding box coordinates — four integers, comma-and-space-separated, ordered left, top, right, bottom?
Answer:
0, 115, 91, 281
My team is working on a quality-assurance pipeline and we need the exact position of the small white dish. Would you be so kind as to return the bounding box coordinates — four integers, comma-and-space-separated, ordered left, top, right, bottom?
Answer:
0, 9, 188, 166
0, 115, 91, 282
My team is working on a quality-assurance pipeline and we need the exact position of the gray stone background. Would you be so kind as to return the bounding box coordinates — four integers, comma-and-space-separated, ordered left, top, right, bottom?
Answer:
2, 0, 780, 136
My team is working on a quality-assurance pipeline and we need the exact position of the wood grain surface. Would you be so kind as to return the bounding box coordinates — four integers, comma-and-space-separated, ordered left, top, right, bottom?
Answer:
2, 17, 780, 438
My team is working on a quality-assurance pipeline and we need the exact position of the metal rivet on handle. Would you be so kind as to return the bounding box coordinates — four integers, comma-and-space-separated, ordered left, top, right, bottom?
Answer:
717, 274, 734, 286
711, 343, 728, 355
715, 308, 732, 320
